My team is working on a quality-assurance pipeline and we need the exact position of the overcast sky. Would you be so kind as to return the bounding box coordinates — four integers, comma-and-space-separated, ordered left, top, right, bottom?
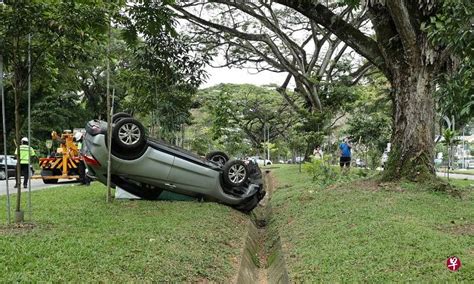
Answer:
200, 65, 290, 89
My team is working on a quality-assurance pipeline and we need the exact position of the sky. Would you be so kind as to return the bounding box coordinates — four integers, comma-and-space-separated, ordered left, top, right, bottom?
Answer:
200, 65, 290, 89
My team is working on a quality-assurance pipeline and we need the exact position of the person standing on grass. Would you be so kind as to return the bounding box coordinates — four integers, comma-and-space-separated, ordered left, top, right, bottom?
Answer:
15, 137, 36, 188
339, 137, 352, 172
313, 146, 323, 160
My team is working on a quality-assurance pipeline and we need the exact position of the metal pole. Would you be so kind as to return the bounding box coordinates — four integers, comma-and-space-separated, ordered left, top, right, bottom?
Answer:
105, 7, 112, 202
262, 123, 266, 165
27, 34, 32, 221
267, 124, 270, 162
1, 54, 11, 224
462, 127, 465, 169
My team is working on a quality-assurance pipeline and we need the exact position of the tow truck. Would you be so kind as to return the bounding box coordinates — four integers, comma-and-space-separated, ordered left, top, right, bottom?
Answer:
33, 129, 83, 184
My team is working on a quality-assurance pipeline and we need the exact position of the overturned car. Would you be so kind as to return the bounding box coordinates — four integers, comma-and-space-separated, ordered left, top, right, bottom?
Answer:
83, 113, 265, 212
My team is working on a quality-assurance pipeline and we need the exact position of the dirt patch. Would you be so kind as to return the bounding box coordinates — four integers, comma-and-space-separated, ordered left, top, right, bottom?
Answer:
0, 222, 37, 235
440, 224, 474, 236
328, 179, 383, 192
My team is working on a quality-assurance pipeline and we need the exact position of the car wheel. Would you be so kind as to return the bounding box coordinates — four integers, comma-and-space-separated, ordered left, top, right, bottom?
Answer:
112, 112, 132, 123
223, 160, 249, 187
266, 161, 272, 166
206, 151, 229, 166
41, 169, 58, 184
112, 117, 146, 151
0, 169, 5, 180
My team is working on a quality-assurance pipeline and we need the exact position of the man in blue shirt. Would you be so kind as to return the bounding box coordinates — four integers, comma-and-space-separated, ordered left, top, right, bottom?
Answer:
339, 137, 352, 171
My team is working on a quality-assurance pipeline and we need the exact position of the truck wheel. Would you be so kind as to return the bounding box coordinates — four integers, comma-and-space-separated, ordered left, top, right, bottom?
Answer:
0, 169, 6, 180
223, 160, 249, 187
206, 151, 229, 166
41, 169, 58, 184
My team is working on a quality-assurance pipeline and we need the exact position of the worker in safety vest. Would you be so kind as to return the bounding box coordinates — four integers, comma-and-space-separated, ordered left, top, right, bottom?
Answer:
14, 137, 36, 188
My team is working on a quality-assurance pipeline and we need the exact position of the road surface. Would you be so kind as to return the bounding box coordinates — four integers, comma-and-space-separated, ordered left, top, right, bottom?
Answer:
0, 178, 75, 196
436, 172, 474, 180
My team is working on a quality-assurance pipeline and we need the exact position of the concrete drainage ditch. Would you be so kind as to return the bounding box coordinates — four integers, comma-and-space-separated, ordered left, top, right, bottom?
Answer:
236, 171, 289, 284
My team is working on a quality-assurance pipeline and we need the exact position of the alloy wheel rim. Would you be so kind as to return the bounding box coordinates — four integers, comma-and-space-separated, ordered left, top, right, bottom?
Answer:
0, 170, 5, 180
118, 123, 141, 145
229, 164, 246, 183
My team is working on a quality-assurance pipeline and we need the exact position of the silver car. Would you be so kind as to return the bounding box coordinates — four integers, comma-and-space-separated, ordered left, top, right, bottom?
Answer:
83, 113, 265, 212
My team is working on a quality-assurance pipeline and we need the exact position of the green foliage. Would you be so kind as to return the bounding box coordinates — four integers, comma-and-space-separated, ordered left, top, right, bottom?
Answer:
424, 0, 473, 128
442, 129, 459, 146
197, 84, 299, 156
303, 156, 337, 185
367, 147, 381, 170
435, 60, 473, 127
347, 75, 392, 153
424, 0, 473, 58
0, 0, 109, 152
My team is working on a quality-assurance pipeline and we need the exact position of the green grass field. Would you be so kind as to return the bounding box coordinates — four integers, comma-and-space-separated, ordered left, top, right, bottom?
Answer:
270, 165, 473, 282
0, 184, 248, 282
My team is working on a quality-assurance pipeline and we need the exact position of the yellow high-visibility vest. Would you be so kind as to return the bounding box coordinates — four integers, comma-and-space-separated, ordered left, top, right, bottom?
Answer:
15, 145, 36, 164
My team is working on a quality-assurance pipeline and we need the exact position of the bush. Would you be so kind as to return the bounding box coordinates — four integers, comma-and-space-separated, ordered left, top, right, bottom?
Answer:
303, 156, 338, 186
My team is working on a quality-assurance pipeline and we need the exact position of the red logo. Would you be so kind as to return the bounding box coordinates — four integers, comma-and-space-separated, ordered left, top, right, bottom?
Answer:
446, 256, 461, 271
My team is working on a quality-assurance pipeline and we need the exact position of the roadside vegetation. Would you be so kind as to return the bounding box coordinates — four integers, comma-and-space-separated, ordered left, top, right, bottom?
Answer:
270, 165, 473, 282
0, 184, 248, 282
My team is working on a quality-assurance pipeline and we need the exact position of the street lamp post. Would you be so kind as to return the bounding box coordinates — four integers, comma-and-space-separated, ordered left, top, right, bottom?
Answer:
463, 124, 469, 169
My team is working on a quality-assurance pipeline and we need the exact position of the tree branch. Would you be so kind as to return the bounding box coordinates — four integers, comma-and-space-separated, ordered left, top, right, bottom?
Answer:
385, 1, 419, 59
274, 0, 388, 76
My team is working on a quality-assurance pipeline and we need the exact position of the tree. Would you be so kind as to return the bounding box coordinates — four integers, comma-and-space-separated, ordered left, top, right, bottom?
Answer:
428, 0, 473, 130
117, 1, 209, 142
171, 0, 371, 114
347, 74, 392, 152
201, 84, 299, 150
0, 0, 108, 220
273, 0, 466, 181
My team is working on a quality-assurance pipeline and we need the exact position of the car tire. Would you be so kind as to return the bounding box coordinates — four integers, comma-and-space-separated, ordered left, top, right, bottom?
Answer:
0, 169, 6, 180
112, 112, 132, 123
223, 160, 249, 187
206, 151, 229, 166
112, 117, 146, 152
41, 169, 58, 184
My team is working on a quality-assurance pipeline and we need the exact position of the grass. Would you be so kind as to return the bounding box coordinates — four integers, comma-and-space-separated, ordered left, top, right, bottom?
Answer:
269, 165, 473, 282
0, 183, 249, 282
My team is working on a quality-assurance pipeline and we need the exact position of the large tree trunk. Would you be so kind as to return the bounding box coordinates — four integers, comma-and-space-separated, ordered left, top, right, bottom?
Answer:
384, 63, 436, 181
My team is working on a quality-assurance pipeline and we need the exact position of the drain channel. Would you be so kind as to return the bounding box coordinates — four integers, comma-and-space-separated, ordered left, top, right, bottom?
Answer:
236, 171, 289, 284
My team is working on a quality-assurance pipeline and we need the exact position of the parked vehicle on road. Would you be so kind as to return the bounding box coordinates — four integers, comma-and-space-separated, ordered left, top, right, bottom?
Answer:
83, 113, 265, 212
247, 156, 272, 166
0, 155, 34, 180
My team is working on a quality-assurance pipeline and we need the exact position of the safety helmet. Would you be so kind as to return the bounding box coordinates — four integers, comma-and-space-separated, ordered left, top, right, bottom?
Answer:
21, 137, 28, 143
74, 132, 83, 141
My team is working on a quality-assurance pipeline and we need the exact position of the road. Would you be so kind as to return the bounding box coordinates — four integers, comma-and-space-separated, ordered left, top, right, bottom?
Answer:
436, 172, 474, 180
0, 178, 75, 196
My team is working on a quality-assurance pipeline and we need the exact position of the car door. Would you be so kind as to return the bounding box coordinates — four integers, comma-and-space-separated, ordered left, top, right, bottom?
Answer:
115, 147, 175, 188
167, 157, 219, 195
